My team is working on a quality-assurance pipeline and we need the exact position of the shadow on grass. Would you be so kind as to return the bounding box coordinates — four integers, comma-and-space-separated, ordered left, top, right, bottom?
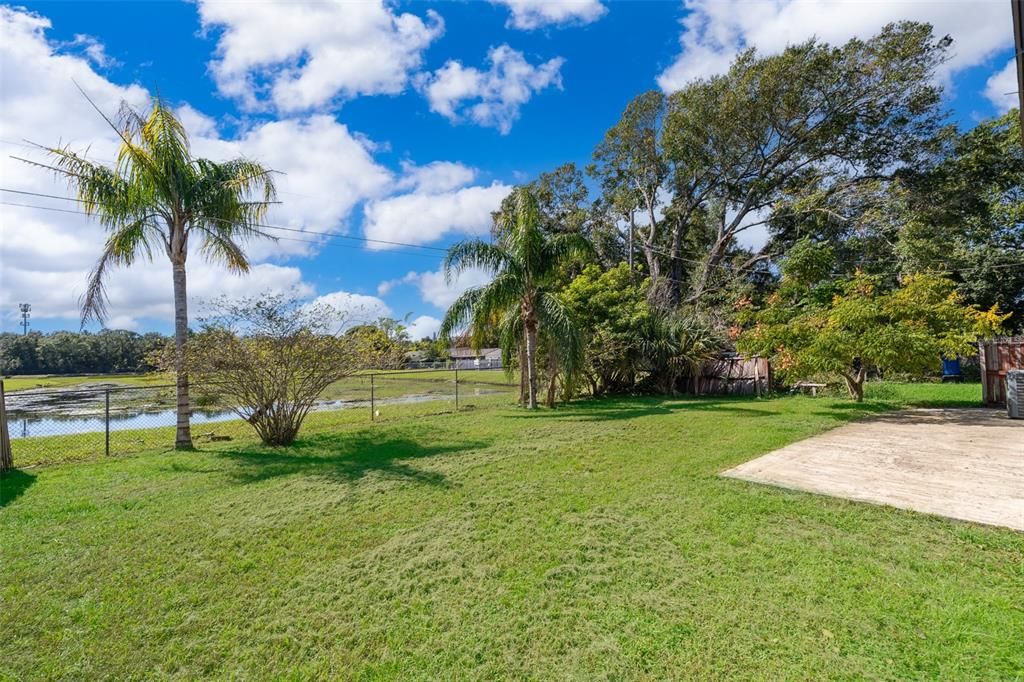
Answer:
814, 405, 1011, 428
813, 400, 893, 415
1, 469, 37, 508
210, 430, 491, 486
898, 398, 989, 409
507, 395, 774, 422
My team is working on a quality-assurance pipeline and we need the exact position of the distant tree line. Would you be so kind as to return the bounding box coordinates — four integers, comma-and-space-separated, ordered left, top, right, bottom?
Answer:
0, 330, 170, 376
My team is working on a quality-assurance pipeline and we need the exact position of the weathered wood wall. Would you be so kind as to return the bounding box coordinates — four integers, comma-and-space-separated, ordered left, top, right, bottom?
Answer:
680, 355, 772, 396
979, 337, 1024, 407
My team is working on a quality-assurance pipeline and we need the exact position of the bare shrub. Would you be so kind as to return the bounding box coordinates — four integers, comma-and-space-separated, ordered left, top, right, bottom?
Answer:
185, 295, 361, 446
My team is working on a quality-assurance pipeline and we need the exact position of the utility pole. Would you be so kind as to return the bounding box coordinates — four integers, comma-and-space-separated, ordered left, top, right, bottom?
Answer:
18, 303, 31, 336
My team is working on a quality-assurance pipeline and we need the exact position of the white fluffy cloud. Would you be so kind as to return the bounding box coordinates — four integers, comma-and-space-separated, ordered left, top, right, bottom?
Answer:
60, 33, 119, 69
363, 163, 512, 249
363, 183, 511, 249
396, 161, 477, 194
416, 267, 494, 307
189, 114, 393, 260
306, 291, 391, 326
418, 45, 564, 134
984, 58, 1018, 114
492, 0, 606, 29
657, 0, 1012, 92
197, 0, 443, 112
406, 315, 442, 340
379, 267, 494, 310
0, 6, 390, 330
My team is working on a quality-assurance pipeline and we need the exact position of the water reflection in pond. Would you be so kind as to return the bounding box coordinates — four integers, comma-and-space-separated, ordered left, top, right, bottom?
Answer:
8, 389, 507, 440
8, 408, 238, 439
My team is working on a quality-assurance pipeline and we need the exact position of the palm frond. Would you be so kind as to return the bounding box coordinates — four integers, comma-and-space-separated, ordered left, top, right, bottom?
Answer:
196, 227, 251, 273
80, 216, 161, 324
188, 158, 278, 244
499, 187, 545, 277
543, 232, 594, 268
73, 81, 158, 184
653, 312, 723, 373
535, 292, 584, 375
497, 308, 524, 382
443, 239, 512, 282
220, 159, 279, 204
439, 286, 488, 341
439, 272, 522, 342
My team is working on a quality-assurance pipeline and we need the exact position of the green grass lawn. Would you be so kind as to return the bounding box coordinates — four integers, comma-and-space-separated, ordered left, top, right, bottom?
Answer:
321, 368, 513, 402
2, 373, 170, 392
2, 383, 1021, 679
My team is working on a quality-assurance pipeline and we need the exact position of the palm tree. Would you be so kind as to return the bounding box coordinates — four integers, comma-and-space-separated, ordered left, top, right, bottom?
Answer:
440, 187, 589, 408
649, 312, 722, 395
22, 95, 276, 449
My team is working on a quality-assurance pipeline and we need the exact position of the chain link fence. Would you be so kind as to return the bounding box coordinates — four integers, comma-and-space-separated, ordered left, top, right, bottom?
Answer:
1, 367, 517, 468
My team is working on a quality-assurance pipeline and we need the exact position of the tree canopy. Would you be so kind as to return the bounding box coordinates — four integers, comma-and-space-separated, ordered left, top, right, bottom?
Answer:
737, 246, 1009, 400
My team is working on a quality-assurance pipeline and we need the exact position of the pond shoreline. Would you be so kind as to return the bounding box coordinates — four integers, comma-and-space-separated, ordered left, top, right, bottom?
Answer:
7, 388, 510, 440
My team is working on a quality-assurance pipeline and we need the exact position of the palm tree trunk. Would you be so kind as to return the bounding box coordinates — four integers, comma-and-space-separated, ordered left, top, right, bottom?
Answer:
524, 320, 538, 409
518, 346, 527, 406
172, 263, 193, 449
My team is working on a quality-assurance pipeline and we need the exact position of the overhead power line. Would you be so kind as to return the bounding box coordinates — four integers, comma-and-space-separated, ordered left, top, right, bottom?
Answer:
0, 186, 449, 254
0, 197, 445, 261
2, 188, 1022, 279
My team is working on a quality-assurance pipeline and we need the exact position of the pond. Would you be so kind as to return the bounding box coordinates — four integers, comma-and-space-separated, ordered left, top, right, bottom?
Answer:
6, 387, 508, 440
7, 407, 238, 440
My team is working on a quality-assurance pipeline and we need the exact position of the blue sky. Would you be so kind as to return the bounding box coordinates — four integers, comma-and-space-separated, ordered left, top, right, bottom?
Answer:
0, 0, 1016, 338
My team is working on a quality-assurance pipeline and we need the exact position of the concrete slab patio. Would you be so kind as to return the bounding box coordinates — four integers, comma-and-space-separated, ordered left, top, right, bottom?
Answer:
723, 408, 1024, 531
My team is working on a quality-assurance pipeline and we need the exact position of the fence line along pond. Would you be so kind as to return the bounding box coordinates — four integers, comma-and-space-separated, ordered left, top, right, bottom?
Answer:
2, 368, 515, 441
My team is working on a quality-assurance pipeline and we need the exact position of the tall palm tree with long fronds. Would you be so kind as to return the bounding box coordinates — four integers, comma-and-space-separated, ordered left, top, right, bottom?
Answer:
22, 94, 276, 449
440, 187, 589, 408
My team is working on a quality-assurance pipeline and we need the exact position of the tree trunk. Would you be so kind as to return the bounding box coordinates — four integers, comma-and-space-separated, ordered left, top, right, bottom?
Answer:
627, 213, 634, 276
642, 241, 661, 302
172, 263, 193, 449
518, 346, 527, 406
842, 368, 866, 402
524, 319, 539, 409
545, 351, 558, 408
640, 190, 662, 294
667, 216, 683, 307
666, 370, 678, 397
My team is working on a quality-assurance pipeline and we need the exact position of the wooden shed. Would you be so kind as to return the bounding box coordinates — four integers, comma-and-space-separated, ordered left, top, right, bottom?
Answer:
681, 354, 772, 396
978, 337, 1024, 407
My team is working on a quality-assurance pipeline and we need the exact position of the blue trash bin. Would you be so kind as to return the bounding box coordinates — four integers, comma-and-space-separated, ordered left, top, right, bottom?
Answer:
941, 357, 961, 382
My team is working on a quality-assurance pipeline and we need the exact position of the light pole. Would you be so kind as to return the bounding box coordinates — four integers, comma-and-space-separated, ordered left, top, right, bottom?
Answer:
18, 303, 31, 335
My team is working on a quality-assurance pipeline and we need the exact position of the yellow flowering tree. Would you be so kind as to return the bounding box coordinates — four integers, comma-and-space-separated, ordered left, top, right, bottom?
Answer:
738, 243, 1009, 400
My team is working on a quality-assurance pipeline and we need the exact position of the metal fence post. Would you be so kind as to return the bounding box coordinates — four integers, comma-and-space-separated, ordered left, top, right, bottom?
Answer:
0, 379, 12, 473
104, 388, 110, 457
454, 365, 459, 412
370, 374, 375, 421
